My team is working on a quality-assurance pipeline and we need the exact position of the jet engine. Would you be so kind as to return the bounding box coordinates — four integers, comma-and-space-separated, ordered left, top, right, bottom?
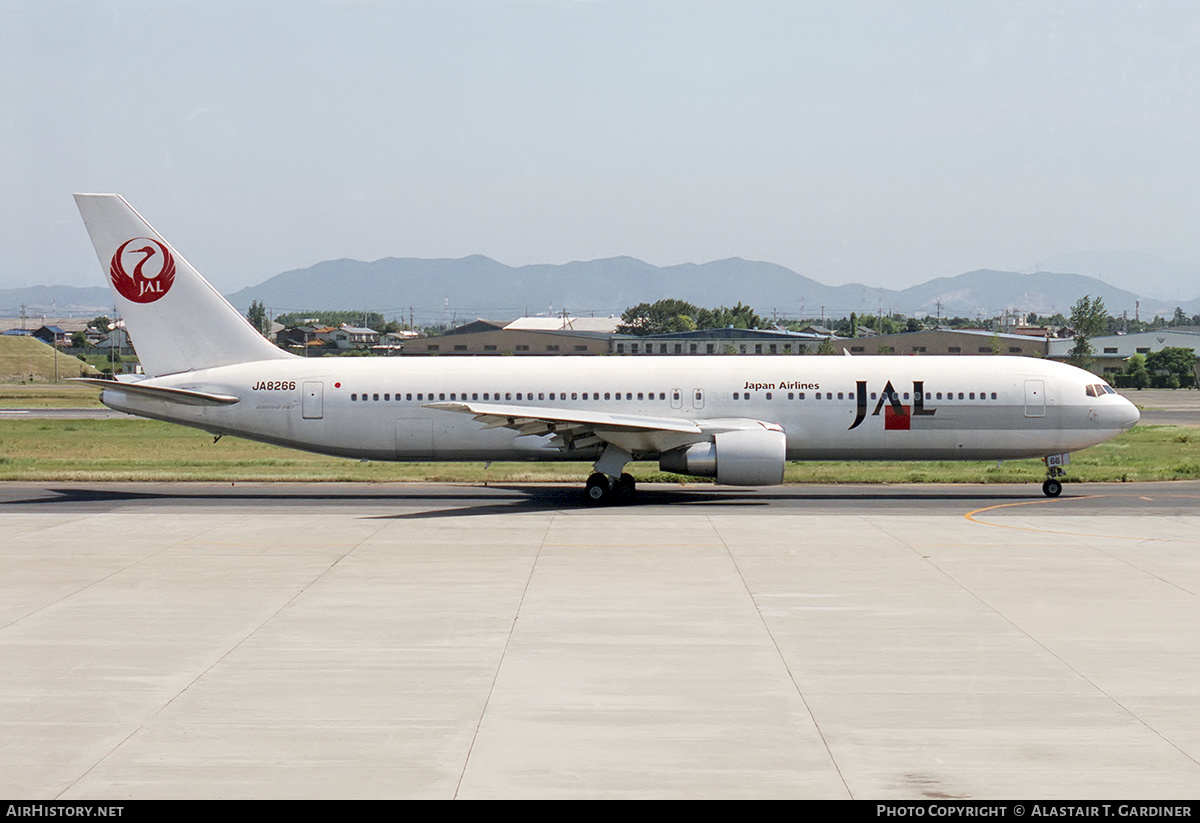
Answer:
658, 428, 786, 486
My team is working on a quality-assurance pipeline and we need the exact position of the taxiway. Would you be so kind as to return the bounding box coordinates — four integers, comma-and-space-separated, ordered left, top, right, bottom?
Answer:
2, 480, 1199, 798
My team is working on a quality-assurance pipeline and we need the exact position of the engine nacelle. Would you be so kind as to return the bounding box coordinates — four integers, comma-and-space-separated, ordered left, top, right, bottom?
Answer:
659, 428, 786, 486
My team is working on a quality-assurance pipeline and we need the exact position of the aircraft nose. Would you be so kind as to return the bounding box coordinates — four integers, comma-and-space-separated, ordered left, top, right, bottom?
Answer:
1114, 396, 1140, 431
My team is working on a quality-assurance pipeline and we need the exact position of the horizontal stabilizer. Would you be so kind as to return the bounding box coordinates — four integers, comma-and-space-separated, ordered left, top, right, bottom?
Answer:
71, 378, 240, 406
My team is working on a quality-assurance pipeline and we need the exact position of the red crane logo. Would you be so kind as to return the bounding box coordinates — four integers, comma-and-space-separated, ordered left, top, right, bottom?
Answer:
110, 238, 176, 303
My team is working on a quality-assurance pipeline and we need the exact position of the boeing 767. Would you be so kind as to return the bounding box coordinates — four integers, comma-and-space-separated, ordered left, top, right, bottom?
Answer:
73, 194, 1139, 502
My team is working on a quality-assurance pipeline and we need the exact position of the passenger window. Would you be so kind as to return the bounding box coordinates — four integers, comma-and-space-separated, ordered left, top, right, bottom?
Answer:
351, 393, 357, 401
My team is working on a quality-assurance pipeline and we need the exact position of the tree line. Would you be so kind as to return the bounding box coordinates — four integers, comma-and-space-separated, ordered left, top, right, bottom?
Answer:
618, 296, 1199, 339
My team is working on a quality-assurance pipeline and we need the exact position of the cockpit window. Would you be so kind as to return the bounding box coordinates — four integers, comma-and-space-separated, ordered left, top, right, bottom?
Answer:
1086, 384, 1116, 397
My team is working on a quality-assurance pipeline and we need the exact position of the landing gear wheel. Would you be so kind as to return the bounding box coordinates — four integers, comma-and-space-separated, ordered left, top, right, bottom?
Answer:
585, 472, 611, 505
1042, 459, 1067, 498
613, 473, 637, 504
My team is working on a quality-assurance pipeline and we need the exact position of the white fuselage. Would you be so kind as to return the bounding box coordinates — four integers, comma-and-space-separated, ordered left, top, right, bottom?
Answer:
99, 354, 1140, 464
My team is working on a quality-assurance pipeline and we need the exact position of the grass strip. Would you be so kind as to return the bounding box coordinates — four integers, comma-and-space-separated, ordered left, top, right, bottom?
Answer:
1, 419, 1196, 484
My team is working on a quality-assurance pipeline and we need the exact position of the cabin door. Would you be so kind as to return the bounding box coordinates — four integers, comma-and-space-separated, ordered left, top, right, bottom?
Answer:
302, 381, 324, 419
1023, 380, 1045, 417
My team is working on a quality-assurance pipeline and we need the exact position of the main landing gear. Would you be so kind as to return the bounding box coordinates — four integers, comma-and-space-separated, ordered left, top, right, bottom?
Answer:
584, 444, 636, 505
585, 472, 637, 505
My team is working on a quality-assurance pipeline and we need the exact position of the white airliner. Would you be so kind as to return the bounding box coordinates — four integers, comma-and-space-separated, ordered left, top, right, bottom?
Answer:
73, 194, 1139, 502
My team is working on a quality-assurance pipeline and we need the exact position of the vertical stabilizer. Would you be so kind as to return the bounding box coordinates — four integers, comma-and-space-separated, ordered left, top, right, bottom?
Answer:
74, 194, 293, 376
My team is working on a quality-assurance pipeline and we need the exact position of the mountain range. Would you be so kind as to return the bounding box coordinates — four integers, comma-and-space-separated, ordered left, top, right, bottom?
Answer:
224, 256, 1200, 324
5, 256, 1199, 324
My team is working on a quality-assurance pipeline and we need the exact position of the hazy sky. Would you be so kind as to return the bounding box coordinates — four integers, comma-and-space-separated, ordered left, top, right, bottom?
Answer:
4, 0, 1200, 294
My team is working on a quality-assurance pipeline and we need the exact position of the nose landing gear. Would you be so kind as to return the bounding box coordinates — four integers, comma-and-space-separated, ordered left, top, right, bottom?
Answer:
1041, 453, 1069, 497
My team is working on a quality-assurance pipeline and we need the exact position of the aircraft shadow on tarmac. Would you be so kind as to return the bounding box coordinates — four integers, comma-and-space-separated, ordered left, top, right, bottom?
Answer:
2, 483, 1049, 520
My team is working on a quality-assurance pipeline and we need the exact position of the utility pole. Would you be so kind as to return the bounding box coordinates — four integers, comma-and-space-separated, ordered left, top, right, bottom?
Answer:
20, 305, 30, 380
46, 314, 58, 383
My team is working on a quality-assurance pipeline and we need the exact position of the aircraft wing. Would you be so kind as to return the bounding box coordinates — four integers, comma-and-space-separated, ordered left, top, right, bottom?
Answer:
424, 401, 706, 455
